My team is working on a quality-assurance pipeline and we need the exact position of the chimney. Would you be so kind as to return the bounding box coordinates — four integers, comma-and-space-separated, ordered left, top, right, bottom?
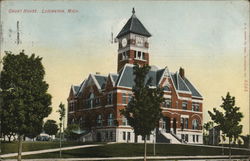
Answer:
179, 67, 185, 79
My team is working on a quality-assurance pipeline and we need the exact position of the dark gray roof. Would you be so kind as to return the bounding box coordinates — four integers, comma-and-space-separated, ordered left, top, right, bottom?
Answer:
170, 74, 178, 89
117, 65, 134, 87
183, 78, 202, 97
94, 75, 107, 89
170, 73, 189, 92
111, 74, 119, 84
117, 65, 164, 88
177, 74, 190, 92
116, 14, 151, 38
156, 69, 165, 84
116, 65, 202, 97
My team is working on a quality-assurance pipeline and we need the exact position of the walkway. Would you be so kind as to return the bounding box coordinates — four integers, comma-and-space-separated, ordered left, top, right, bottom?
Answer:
2, 155, 250, 161
1, 143, 249, 160
0, 144, 103, 158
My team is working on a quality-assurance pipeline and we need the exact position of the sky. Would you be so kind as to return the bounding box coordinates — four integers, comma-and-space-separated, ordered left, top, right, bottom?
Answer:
1, 0, 249, 134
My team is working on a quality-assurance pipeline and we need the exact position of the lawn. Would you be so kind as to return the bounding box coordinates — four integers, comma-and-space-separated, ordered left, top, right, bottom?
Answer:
1, 141, 87, 154
19, 143, 250, 159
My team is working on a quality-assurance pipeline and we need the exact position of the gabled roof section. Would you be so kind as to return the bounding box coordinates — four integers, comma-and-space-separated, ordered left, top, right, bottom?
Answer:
76, 80, 86, 97
116, 8, 151, 38
71, 85, 80, 97
116, 64, 167, 88
109, 73, 119, 86
156, 69, 165, 84
177, 74, 190, 92
183, 78, 202, 98
93, 74, 107, 90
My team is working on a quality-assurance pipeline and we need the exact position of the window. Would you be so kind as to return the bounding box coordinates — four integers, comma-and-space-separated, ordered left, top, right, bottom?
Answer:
182, 101, 188, 110
163, 99, 171, 108
138, 51, 141, 59
122, 93, 127, 104
181, 134, 184, 140
192, 119, 199, 130
193, 135, 195, 142
127, 132, 131, 141
184, 118, 189, 129
107, 113, 114, 126
86, 93, 95, 108
192, 103, 200, 111
127, 51, 130, 58
95, 98, 100, 107
122, 116, 128, 126
142, 52, 145, 60
107, 93, 113, 105
123, 132, 126, 140
97, 114, 102, 126
69, 102, 75, 112
185, 134, 189, 142
196, 135, 199, 142
181, 117, 188, 129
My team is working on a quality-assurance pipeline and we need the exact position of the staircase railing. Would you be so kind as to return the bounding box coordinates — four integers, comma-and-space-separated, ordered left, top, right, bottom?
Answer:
170, 131, 184, 143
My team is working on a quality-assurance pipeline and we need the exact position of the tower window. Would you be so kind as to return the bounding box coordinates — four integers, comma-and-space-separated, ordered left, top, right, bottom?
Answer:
138, 51, 141, 59
142, 52, 146, 60
126, 51, 130, 58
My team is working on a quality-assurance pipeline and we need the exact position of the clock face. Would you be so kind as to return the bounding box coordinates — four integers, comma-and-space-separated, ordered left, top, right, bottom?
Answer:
136, 36, 143, 46
122, 38, 127, 47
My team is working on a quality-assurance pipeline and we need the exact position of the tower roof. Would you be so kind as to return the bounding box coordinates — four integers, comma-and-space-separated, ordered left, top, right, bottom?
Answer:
116, 8, 151, 38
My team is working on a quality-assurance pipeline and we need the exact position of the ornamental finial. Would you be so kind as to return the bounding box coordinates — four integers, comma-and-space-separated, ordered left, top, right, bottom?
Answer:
132, 7, 135, 14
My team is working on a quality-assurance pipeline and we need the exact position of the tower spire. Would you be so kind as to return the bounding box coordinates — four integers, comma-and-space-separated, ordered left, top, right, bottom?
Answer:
132, 7, 135, 14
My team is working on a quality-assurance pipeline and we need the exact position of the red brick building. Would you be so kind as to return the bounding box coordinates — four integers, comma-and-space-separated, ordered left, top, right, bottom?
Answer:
67, 9, 203, 144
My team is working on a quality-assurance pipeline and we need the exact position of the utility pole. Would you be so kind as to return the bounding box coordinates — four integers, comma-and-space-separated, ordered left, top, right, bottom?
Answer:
153, 128, 156, 156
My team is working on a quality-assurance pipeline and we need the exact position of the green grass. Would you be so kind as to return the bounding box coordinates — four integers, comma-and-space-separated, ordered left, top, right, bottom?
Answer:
1, 141, 87, 154
19, 143, 250, 159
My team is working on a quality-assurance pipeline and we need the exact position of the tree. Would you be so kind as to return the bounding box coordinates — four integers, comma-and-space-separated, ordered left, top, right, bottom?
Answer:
57, 102, 65, 158
121, 64, 164, 161
44, 120, 58, 137
203, 121, 213, 144
208, 92, 243, 159
0, 51, 52, 161
25, 121, 43, 140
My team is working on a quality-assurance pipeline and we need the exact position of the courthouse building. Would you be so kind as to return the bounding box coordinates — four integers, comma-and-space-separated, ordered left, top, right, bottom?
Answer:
67, 9, 203, 144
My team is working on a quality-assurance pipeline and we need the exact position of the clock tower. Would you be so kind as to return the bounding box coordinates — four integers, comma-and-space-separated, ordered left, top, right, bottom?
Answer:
116, 8, 151, 72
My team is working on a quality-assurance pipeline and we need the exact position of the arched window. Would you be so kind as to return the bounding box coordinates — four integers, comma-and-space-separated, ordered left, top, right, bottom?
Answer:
107, 113, 114, 126
192, 119, 199, 130
88, 92, 95, 108
97, 114, 102, 126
